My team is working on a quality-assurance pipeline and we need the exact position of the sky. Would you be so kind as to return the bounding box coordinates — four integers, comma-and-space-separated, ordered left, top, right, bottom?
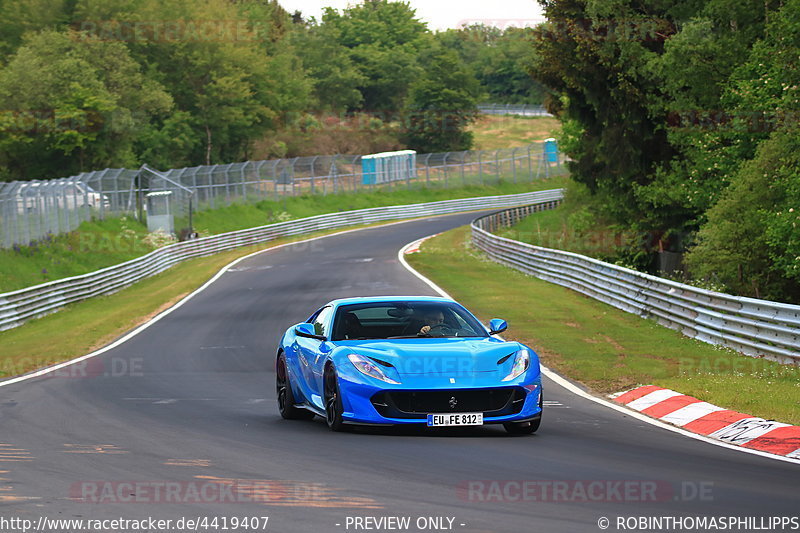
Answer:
277, 0, 546, 30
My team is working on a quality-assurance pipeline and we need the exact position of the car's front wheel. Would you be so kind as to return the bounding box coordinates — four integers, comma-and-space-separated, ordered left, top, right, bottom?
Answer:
276, 352, 315, 420
504, 391, 543, 435
324, 365, 346, 432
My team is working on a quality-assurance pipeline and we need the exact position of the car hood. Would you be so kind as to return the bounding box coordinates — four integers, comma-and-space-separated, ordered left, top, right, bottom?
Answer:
340, 338, 520, 377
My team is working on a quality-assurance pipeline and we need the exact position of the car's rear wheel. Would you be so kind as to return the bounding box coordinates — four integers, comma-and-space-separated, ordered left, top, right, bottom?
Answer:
276, 353, 314, 420
504, 390, 543, 435
324, 365, 346, 432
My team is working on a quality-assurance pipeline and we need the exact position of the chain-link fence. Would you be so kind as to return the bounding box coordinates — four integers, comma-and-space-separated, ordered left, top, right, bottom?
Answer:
0, 143, 565, 248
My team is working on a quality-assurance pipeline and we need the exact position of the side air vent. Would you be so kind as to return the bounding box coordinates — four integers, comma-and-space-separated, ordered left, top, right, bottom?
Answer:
496, 353, 514, 365
367, 356, 393, 368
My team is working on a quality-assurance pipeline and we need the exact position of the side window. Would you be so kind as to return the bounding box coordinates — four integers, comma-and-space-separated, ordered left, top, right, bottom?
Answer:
313, 307, 333, 338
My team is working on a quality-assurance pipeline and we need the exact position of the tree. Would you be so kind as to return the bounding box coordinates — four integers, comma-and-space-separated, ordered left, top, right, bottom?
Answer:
634, 1, 778, 237
685, 0, 800, 302
532, 0, 680, 229
0, 29, 172, 179
402, 45, 480, 153
72, 0, 312, 165
437, 25, 545, 104
290, 21, 367, 111
685, 129, 800, 301
320, 0, 429, 112
0, 0, 72, 59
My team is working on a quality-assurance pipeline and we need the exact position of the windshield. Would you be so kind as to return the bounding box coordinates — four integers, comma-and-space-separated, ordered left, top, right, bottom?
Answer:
331, 301, 488, 341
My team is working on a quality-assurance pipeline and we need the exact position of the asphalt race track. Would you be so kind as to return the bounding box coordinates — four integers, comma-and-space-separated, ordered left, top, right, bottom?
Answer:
1, 212, 798, 533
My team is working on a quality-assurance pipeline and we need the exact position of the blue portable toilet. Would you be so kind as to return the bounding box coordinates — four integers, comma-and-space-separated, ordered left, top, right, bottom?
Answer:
544, 138, 559, 163
362, 155, 377, 185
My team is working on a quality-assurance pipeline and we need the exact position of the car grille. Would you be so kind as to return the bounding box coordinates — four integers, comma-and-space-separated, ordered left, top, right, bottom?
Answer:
371, 387, 526, 420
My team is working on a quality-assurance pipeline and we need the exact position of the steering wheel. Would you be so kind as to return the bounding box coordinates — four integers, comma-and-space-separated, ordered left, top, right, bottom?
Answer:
419, 323, 451, 336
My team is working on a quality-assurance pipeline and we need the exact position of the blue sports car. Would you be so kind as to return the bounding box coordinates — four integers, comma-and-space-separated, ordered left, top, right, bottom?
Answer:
275, 296, 543, 434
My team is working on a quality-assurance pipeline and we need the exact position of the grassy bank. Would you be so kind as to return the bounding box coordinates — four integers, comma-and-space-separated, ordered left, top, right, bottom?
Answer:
470, 115, 562, 151
0, 176, 568, 293
407, 226, 800, 425
495, 181, 632, 261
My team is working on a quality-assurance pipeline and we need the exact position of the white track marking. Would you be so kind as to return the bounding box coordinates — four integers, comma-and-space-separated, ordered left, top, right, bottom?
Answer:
397, 236, 800, 465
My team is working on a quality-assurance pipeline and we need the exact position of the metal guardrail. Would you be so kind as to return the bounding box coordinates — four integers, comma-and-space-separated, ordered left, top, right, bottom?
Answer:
0, 190, 565, 332
478, 104, 553, 117
471, 205, 800, 365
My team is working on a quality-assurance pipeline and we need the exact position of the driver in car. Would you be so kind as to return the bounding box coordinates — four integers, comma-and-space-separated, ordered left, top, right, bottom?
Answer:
419, 310, 448, 335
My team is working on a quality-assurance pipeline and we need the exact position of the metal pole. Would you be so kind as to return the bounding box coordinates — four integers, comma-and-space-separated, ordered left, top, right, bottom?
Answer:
512, 148, 518, 183
224, 163, 233, 205
254, 160, 266, 200
310, 156, 318, 195
425, 154, 431, 186
527, 145, 533, 180
241, 162, 248, 204
291, 158, 298, 197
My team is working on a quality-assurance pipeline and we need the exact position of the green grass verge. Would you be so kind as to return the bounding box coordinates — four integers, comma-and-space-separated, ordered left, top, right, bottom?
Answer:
470, 115, 562, 151
0, 177, 568, 293
407, 226, 800, 425
495, 179, 632, 262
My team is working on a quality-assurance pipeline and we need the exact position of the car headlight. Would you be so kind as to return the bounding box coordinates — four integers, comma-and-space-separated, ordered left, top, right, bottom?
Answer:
502, 349, 530, 382
348, 353, 400, 384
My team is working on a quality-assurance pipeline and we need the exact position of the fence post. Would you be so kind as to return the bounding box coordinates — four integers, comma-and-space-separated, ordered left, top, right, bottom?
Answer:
478, 151, 483, 184
527, 145, 533, 180
291, 158, 299, 197
461, 151, 467, 186
424, 154, 431, 186
512, 148, 518, 184
255, 161, 267, 200
495, 150, 500, 182
310, 156, 318, 195
240, 162, 248, 203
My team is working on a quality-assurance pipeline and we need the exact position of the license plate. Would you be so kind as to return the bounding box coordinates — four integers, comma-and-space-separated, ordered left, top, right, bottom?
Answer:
427, 412, 483, 427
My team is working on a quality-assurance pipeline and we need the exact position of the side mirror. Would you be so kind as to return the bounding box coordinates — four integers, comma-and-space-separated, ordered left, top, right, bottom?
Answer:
295, 323, 327, 341
488, 319, 508, 335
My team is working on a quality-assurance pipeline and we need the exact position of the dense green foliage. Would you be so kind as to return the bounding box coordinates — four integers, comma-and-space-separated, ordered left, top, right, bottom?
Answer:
436, 25, 546, 104
402, 44, 481, 152
534, 0, 800, 301
0, 0, 543, 181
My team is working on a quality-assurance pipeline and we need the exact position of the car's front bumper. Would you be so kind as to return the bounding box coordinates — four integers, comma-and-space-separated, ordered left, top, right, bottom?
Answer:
337, 373, 542, 426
